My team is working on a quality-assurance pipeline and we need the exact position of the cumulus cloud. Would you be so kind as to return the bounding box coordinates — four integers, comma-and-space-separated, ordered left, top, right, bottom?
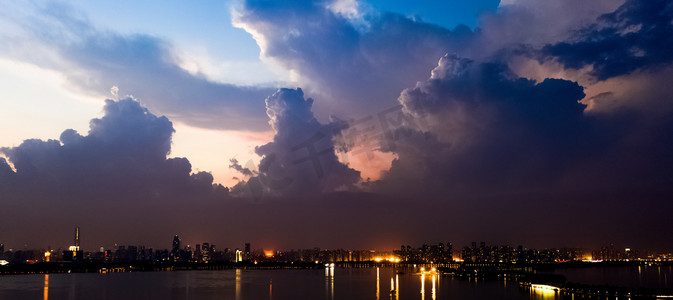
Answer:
368, 54, 598, 195
0, 98, 242, 248
233, 0, 475, 119
0, 2, 276, 131
229, 0, 673, 199
232, 0, 626, 122
373, 48, 673, 199
234, 88, 361, 198
0, 98, 228, 202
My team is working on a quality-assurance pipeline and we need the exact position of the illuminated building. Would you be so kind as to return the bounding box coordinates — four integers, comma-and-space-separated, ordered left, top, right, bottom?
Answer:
202, 242, 210, 262
63, 226, 83, 261
235, 249, 243, 262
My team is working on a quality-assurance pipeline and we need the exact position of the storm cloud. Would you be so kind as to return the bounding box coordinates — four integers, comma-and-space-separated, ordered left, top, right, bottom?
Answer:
233, 88, 361, 198
368, 54, 594, 195
230, 0, 673, 202
0, 98, 227, 201
541, 0, 673, 80
233, 0, 475, 119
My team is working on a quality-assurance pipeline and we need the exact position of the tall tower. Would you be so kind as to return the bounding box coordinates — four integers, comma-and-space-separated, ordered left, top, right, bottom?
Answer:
74, 226, 80, 248
65, 226, 82, 261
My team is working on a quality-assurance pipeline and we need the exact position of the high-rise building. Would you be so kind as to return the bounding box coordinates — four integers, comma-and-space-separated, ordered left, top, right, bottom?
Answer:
0, 243, 4, 254
202, 242, 210, 262
172, 235, 181, 255
128, 246, 138, 261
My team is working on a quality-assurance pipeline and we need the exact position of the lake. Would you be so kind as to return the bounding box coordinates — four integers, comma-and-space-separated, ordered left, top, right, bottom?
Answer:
0, 265, 671, 299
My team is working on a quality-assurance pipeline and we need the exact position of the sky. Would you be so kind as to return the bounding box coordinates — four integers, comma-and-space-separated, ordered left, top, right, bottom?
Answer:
1, 0, 672, 252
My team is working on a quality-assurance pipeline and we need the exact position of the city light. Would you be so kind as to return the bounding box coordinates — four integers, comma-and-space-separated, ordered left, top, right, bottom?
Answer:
531, 284, 559, 292
373, 256, 400, 263
264, 250, 274, 258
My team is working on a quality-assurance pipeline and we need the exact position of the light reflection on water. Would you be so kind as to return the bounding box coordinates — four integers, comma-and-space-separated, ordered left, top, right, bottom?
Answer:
529, 286, 558, 300
395, 274, 399, 299
376, 267, 380, 300
0, 266, 670, 300
431, 272, 437, 300
325, 264, 334, 300
419, 271, 440, 300
235, 268, 241, 300
43, 274, 48, 300
420, 273, 425, 300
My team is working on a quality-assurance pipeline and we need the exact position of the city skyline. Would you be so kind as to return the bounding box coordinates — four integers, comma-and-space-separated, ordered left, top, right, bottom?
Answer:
3, 236, 672, 269
4, 229, 672, 264
1, 0, 673, 251
2, 227, 670, 257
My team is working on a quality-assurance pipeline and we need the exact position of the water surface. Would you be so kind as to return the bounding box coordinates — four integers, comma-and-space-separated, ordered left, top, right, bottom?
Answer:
1, 266, 669, 300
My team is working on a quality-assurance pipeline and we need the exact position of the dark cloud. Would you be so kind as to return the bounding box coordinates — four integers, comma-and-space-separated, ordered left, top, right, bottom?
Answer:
0, 2, 276, 131
236, 88, 361, 198
0, 98, 228, 201
233, 0, 625, 123
541, 0, 673, 80
234, 0, 475, 119
0, 98, 238, 248
368, 51, 673, 200
367, 54, 597, 195
234, 1, 673, 203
